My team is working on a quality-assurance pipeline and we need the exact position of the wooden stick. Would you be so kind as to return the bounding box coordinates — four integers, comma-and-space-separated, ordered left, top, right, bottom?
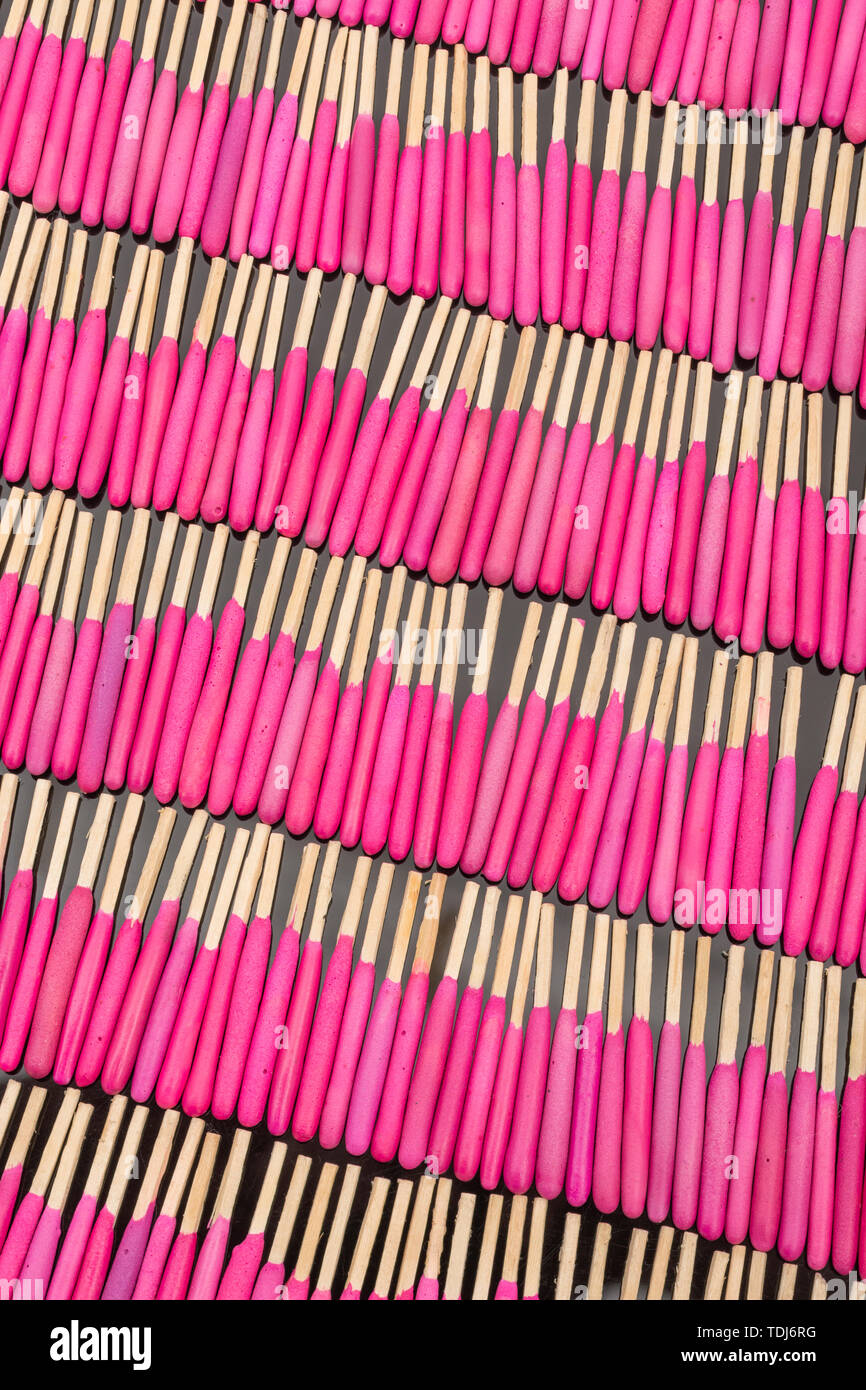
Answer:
265, 1153, 312, 1266
471, 1192, 503, 1300
371, 1177, 412, 1299
344, 1175, 390, 1296
555, 1213, 580, 1300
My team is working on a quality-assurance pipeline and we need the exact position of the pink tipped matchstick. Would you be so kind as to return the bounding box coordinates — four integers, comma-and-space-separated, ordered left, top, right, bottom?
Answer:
756, 666, 801, 947
150, 258, 229, 514
823, 0, 866, 125
51, 231, 119, 489
200, 5, 266, 257
437, 588, 503, 870
799, 0, 843, 122
177, 257, 255, 522
97, 812, 204, 1096
335, 569, 405, 848
246, 18, 313, 260
714, 377, 764, 642
230, 550, 315, 817
344, 874, 421, 1157
809, 687, 866, 961
255, 556, 343, 825
794, 394, 825, 660
749, 957, 797, 1251
386, 592, 446, 862
47, 514, 119, 784
23, 797, 112, 1079
234, 846, 317, 1130
697, 948, 745, 1242
476, 898, 539, 1192
588, 636, 667, 910
371, 878, 445, 1163
560, 80, 594, 332
781, 133, 831, 382
728, 653, 773, 942
620, 924, 655, 1219
690, 373, 742, 632
802, 143, 855, 392
102, 0, 165, 227
181, 830, 269, 1119
229, 12, 286, 259
672, 650, 729, 927
0, 0, 49, 190
151, 0, 220, 243
146, 829, 244, 1111
783, 675, 853, 955
710, 120, 747, 373
104, 516, 177, 788
77, 245, 150, 499
78, 0, 140, 226
131, 1117, 205, 1300
339, 26, 378, 275
8, 0, 70, 200
558, 623, 635, 902
562, 914, 608, 1207
460, 326, 532, 583
640, 353, 690, 617
532, 616, 613, 893
295, 27, 349, 274
178, 534, 260, 808
277, 277, 354, 539
539, 72, 568, 325
832, 981, 866, 1274
75, 512, 149, 794
820, 398, 852, 670
128, 0, 192, 233
148, 526, 226, 805
361, 581, 427, 855
125, 525, 200, 794
833, 158, 866, 395
670, 938, 711, 1231
288, 559, 368, 837
463, 57, 492, 308
646, 934, 683, 1222
777, 964, 824, 1260
767, 382, 802, 651
313, 572, 383, 841
608, 97, 651, 344
489, 68, 516, 322
3, 503, 76, 771
410, 585, 467, 868
620, 636, 691, 916
156, 1138, 219, 1301
53, 797, 144, 1086
807, 969, 841, 1271
738, 116, 778, 362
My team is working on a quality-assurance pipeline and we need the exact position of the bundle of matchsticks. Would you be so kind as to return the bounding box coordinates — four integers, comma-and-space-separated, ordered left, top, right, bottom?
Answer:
0, 1078, 857, 1298
0, 204, 864, 664
1, 6, 865, 350
0, 208, 864, 667
0, 781, 864, 1277
0, 514, 863, 954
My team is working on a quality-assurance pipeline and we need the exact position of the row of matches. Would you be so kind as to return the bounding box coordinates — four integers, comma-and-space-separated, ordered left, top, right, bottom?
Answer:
0, 207, 865, 668
0, 1079, 858, 1300
2, 501, 866, 955
3, 0, 866, 364
5, 0, 866, 344
0, 777, 864, 1273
